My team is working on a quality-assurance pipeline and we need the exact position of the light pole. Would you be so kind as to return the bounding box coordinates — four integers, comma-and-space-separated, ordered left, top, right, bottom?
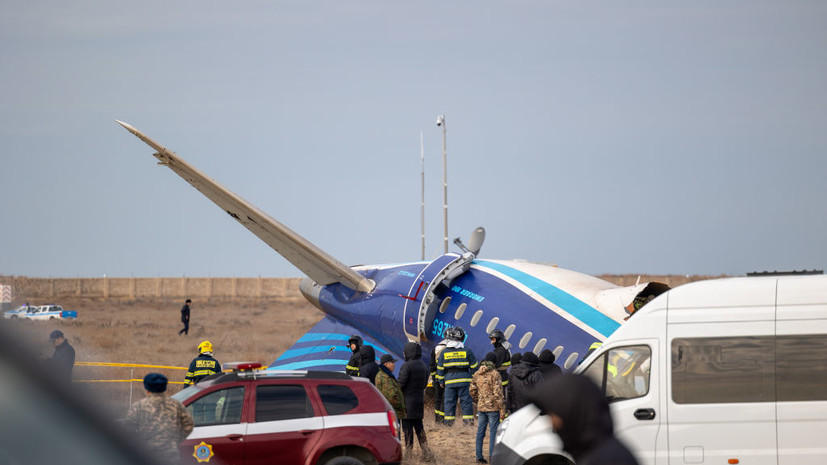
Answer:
436, 115, 448, 254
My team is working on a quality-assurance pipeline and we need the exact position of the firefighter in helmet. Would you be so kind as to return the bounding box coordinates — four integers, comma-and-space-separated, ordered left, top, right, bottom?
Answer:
184, 340, 222, 386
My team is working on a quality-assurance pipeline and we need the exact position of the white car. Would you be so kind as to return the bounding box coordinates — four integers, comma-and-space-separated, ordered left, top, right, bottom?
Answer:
17, 305, 77, 321
3, 305, 35, 319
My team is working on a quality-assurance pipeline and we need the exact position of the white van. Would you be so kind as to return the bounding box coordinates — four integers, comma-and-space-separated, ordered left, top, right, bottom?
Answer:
492, 273, 827, 465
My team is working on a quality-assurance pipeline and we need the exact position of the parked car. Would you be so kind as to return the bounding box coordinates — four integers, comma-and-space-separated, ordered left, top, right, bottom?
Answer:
18, 304, 77, 320
171, 363, 402, 465
3, 304, 34, 319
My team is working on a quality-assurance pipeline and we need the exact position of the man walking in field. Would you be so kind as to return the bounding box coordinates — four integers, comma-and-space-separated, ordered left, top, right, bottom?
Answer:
178, 299, 191, 336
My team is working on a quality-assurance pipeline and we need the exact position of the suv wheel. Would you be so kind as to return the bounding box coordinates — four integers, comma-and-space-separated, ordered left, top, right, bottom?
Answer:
324, 457, 366, 465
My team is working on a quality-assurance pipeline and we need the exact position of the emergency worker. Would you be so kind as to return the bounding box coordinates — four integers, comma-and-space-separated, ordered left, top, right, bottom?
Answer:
436, 326, 478, 425
123, 373, 194, 465
428, 337, 449, 423
345, 334, 363, 377
184, 340, 221, 386
489, 329, 511, 388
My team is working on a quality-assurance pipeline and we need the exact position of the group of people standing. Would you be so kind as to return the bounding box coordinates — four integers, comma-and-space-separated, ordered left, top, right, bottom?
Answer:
430, 327, 562, 463
346, 334, 436, 462
347, 325, 564, 464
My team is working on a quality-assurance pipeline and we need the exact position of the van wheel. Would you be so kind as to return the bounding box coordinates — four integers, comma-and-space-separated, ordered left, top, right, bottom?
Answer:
324, 457, 365, 465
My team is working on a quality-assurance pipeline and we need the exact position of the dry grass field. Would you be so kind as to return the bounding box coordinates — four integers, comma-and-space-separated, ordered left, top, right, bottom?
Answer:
3, 296, 486, 465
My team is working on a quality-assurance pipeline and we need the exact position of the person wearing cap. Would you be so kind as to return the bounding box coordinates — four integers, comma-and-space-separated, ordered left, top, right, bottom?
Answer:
527, 374, 639, 465
178, 299, 191, 336
398, 342, 435, 462
470, 352, 506, 463
507, 351, 544, 412
123, 373, 194, 465
375, 353, 406, 420
184, 340, 221, 386
47, 329, 75, 382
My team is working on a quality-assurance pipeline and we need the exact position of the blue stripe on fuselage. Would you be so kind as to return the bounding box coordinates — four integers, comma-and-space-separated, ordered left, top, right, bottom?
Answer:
474, 260, 620, 338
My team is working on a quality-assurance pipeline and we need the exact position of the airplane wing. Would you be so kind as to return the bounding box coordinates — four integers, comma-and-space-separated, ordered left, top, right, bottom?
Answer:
115, 120, 375, 293
268, 315, 395, 371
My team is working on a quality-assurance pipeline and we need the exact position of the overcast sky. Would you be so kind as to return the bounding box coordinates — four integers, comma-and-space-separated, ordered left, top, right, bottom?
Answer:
2, 1, 826, 279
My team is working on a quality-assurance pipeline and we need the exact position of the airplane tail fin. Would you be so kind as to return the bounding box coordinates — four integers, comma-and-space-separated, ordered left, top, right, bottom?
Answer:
115, 120, 375, 293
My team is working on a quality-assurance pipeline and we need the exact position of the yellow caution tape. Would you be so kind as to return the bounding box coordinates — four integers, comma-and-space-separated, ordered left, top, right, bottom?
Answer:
75, 361, 187, 370
73, 379, 186, 385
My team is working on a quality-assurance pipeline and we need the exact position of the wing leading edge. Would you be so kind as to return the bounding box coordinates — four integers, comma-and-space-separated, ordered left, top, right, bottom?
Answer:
115, 120, 374, 293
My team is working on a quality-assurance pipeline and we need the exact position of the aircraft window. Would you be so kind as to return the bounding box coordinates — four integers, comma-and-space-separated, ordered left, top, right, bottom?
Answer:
485, 317, 500, 334
470, 310, 483, 327
454, 303, 467, 320
519, 332, 533, 349
504, 324, 516, 340
533, 338, 548, 353
564, 352, 580, 370
439, 297, 452, 313
553, 345, 564, 359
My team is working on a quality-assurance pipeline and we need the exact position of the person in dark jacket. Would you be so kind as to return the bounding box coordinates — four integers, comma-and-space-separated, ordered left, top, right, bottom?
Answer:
527, 374, 640, 465
47, 330, 75, 382
345, 334, 363, 377
489, 329, 512, 388
507, 352, 544, 412
538, 349, 562, 378
398, 342, 434, 461
178, 299, 191, 336
505, 352, 522, 413
358, 345, 379, 384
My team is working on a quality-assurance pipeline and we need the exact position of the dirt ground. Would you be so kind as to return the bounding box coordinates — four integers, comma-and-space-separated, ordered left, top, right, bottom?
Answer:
3, 297, 492, 465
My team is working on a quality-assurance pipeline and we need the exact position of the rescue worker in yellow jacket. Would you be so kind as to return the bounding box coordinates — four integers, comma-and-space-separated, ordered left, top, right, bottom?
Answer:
184, 340, 222, 386
436, 326, 478, 426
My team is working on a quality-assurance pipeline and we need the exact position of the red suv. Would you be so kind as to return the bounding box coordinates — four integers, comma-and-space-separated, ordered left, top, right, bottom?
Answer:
171, 364, 401, 465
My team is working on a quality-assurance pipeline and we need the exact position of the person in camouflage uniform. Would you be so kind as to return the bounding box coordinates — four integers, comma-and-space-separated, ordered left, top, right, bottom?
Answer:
470, 352, 506, 463
123, 373, 194, 465
375, 353, 407, 419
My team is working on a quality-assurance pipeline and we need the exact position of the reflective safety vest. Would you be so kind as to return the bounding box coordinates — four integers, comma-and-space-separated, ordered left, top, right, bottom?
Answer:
185, 354, 221, 386
436, 346, 478, 387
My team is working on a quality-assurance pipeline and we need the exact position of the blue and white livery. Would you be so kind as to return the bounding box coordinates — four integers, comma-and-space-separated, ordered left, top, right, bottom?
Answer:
117, 120, 668, 372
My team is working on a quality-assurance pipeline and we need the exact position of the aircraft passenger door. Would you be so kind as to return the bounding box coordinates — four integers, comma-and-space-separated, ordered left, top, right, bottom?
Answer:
582, 340, 663, 465
403, 254, 462, 341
